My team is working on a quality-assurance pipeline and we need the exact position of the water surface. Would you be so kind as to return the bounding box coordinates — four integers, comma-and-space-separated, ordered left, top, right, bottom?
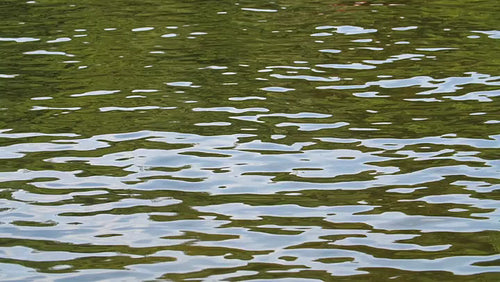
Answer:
1, 0, 499, 281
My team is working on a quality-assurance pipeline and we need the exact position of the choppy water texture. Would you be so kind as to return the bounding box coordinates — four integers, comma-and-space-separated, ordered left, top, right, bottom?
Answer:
1, 0, 499, 281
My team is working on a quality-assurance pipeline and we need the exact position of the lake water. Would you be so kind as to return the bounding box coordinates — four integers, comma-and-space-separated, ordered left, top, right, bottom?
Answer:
1, 0, 499, 281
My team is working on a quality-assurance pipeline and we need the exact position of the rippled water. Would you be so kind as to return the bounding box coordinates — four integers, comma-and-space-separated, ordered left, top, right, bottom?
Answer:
1, 0, 499, 280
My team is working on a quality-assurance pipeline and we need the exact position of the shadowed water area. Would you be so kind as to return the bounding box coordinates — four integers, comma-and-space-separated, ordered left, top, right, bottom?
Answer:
1, 0, 499, 280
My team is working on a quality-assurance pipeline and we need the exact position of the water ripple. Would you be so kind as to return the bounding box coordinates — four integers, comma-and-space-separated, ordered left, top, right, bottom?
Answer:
0, 0, 499, 280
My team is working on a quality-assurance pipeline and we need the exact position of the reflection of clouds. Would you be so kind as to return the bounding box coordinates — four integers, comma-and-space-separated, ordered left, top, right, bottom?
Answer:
315, 25, 377, 35
311, 73, 499, 101
327, 211, 499, 233
471, 30, 500, 39
2, 127, 498, 277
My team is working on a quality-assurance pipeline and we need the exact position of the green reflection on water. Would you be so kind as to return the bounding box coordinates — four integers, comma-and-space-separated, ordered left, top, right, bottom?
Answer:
1, 0, 499, 280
